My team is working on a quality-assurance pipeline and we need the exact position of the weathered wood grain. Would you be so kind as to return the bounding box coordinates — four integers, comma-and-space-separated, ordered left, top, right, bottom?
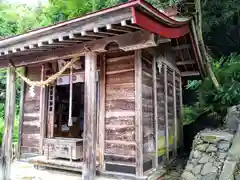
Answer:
104, 51, 136, 163
152, 54, 158, 168
106, 71, 134, 85
82, 52, 98, 180
134, 50, 143, 176
99, 54, 106, 170
105, 116, 135, 125
23, 101, 40, 113
21, 134, 40, 147
104, 154, 135, 163
142, 74, 153, 87
106, 110, 135, 119
22, 124, 40, 134
106, 127, 135, 141
105, 143, 136, 156
106, 55, 134, 72
39, 65, 46, 155
20, 66, 42, 157
18, 67, 25, 159
1, 67, 16, 180
106, 99, 135, 111
106, 85, 135, 100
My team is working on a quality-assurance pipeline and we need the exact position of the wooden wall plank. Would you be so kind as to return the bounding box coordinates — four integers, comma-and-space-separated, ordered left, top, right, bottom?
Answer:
106, 71, 134, 85
106, 84, 135, 100
104, 51, 136, 169
20, 66, 42, 157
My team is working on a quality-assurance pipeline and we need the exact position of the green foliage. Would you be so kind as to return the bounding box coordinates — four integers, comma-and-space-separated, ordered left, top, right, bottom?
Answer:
0, 103, 19, 145
187, 54, 240, 122
183, 105, 200, 125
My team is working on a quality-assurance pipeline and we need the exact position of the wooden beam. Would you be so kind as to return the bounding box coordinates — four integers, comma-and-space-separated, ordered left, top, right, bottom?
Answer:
106, 24, 132, 33
82, 52, 98, 180
69, 33, 97, 41
17, 67, 26, 160
81, 31, 106, 38
38, 41, 66, 48
135, 50, 143, 177
1, 67, 16, 180
99, 54, 106, 170
93, 27, 117, 36
48, 39, 74, 46
172, 44, 191, 50
121, 20, 141, 30
181, 71, 200, 77
1, 31, 160, 68
152, 55, 158, 168
176, 60, 196, 66
164, 64, 169, 160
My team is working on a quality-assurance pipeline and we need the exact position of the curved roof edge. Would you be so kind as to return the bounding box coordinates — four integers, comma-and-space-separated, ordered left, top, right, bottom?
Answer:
0, 0, 191, 48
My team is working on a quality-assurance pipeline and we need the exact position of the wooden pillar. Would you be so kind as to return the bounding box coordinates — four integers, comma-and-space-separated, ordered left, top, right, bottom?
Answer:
152, 56, 158, 168
135, 50, 143, 177
99, 54, 106, 170
179, 76, 184, 148
83, 52, 98, 180
164, 64, 169, 160
39, 65, 46, 155
173, 71, 177, 155
18, 68, 25, 160
1, 67, 16, 180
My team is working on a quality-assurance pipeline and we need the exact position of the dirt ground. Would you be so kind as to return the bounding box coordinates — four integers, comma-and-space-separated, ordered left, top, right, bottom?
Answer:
9, 161, 116, 180
7, 158, 186, 180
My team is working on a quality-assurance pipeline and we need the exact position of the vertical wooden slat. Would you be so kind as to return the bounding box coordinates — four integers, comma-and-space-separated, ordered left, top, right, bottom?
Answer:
135, 50, 143, 177
173, 71, 177, 156
47, 84, 55, 138
83, 52, 98, 180
18, 67, 25, 159
179, 76, 184, 148
152, 55, 158, 168
164, 64, 169, 160
99, 54, 106, 170
39, 65, 46, 155
1, 66, 16, 180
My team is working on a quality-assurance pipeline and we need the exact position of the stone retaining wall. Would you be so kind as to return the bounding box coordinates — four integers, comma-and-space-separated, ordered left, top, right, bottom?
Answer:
181, 129, 234, 180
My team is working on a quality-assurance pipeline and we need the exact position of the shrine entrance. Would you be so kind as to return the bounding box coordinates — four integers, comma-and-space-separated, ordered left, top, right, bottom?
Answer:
29, 58, 100, 171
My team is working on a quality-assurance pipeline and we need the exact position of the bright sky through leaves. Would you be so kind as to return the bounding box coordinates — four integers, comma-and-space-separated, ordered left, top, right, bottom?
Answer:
6, 0, 47, 6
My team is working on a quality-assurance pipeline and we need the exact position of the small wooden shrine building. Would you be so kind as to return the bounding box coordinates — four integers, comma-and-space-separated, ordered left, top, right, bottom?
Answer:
0, 0, 206, 179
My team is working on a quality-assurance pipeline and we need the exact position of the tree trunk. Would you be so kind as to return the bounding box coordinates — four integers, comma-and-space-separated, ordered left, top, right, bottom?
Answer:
195, 0, 220, 89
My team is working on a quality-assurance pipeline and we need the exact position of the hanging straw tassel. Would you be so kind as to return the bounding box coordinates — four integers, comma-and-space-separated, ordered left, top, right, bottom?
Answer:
68, 66, 73, 127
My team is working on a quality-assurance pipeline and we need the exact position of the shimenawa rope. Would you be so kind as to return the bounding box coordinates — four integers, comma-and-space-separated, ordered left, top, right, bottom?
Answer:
8, 47, 88, 87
